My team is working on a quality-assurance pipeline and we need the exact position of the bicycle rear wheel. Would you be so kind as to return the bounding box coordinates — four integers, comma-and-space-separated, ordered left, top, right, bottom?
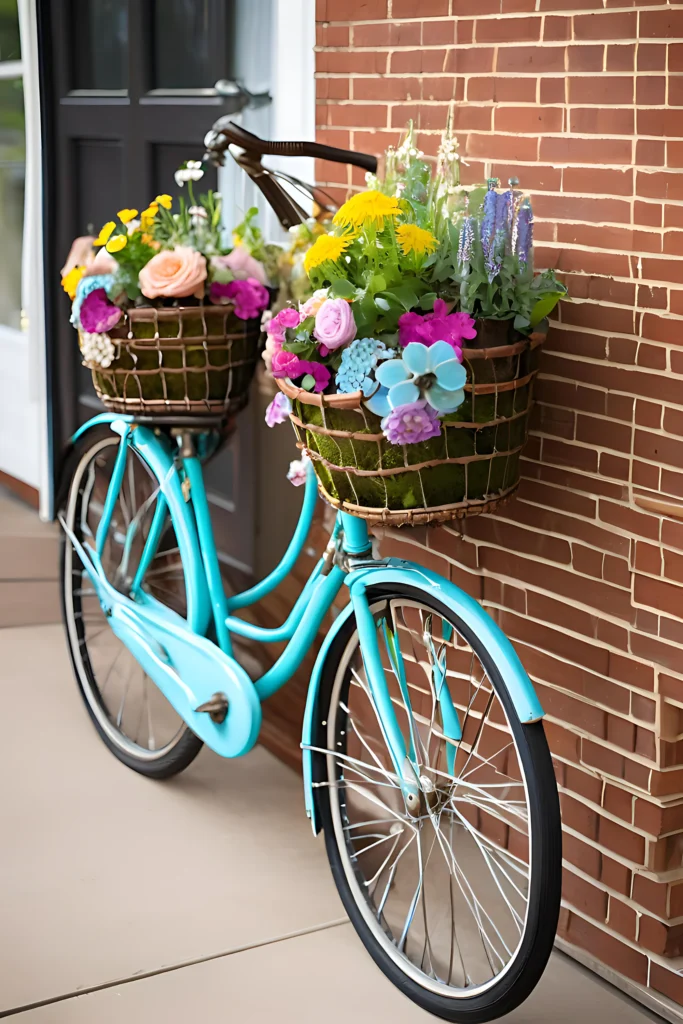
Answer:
60, 427, 202, 778
314, 583, 561, 1023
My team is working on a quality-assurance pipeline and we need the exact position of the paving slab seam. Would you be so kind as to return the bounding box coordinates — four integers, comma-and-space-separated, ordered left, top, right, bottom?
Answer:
0, 918, 349, 1018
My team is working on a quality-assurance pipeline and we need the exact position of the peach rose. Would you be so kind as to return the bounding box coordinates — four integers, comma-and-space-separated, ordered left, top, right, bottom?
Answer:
139, 246, 207, 299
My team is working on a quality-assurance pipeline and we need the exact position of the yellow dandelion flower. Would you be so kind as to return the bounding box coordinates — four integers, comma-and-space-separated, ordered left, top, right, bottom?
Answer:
117, 208, 138, 224
155, 194, 172, 209
93, 221, 116, 247
232, 232, 242, 247
304, 234, 350, 273
106, 234, 128, 253
396, 223, 439, 257
333, 190, 401, 231
61, 265, 85, 300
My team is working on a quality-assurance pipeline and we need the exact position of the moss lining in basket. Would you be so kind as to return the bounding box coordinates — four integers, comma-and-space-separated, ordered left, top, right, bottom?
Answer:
82, 304, 262, 417
278, 330, 544, 527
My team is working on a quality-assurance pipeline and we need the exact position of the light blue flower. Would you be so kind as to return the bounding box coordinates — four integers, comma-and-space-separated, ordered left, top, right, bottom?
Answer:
335, 337, 391, 396
366, 341, 466, 418
71, 273, 115, 328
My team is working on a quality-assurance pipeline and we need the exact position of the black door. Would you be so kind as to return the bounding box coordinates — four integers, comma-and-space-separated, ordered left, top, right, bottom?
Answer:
39, 0, 273, 574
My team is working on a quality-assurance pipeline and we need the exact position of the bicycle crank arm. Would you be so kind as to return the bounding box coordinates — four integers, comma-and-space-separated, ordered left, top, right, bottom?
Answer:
59, 515, 261, 757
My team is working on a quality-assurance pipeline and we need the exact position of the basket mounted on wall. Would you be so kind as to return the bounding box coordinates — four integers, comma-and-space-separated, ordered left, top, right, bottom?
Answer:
81, 304, 262, 418
278, 324, 544, 527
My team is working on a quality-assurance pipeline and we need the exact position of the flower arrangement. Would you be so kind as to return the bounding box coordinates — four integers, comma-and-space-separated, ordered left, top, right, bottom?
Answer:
61, 164, 277, 369
266, 120, 566, 521
60, 161, 282, 416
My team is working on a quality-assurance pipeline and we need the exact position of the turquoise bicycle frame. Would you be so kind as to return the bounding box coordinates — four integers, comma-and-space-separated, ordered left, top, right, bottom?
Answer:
65, 415, 544, 834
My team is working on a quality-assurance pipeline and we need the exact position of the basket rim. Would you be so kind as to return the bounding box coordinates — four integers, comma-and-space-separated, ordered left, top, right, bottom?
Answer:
121, 303, 244, 323
276, 329, 544, 409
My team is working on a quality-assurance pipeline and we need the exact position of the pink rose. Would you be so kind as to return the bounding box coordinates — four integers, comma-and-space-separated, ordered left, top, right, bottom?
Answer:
300, 289, 329, 318
271, 349, 304, 379
276, 307, 303, 329
313, 298, 357, 352
139, 246, 207, 299
217, 246, 268, 285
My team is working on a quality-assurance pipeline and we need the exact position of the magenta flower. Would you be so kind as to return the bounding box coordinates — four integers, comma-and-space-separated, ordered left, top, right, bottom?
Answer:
313, 298, 357, 353
79, 288, 122, 334
276, 306, 303, 329
271, 349, 304, 379
270, 350, 330, 392
398, 300, 476, 357
381, 401, 442, 445
210, 277, 270, 320
296, 360, 331, 392
265, 392, 292, 427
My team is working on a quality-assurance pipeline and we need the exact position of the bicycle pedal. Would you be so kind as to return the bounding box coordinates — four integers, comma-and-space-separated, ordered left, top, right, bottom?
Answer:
195, 692, 229, 723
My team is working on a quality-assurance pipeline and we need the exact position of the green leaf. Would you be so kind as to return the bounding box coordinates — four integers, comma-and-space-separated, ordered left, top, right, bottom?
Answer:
391, 284, 419, 310
301, 374, 315, 392
419, 292, 437, 311
530, 291, 565, 327
328, 278, 356, 299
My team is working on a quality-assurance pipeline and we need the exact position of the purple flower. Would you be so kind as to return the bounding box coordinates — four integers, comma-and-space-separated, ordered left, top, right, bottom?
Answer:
79, 288, 122, 334
210, 277, 270, 320
265, 392, 292, 427
480, 183, 498, 276
381, 401, 442, 445
516, 198, 533, 266
398, 300, 474, 356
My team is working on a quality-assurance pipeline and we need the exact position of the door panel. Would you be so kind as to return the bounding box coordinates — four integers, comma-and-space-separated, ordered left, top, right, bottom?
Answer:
41, 0, 272, 573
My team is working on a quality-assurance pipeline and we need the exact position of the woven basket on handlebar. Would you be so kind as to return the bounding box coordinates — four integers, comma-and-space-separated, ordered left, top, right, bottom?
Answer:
278, 322, 544, 527
81, 305, 262, 417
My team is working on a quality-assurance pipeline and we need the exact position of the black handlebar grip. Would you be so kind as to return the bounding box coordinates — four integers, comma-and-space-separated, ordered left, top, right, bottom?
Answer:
206, 121, 378, 174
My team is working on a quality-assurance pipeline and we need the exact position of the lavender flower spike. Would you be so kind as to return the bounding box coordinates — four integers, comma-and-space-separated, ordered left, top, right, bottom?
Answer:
480, 182, 498, 277
516, 197, 534, 266
457, 216, 475, 268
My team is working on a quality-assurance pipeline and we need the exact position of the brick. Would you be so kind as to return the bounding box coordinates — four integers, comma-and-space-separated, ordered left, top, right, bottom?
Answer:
574, 12, 637, 40
563, 832, 601, 878
608, 897, 637, 941
563, 913, 648, 985
598, 816, 645, 864
650, 964, 683, 1007
600, 854, 631, 897
476, 16, 540, 42
563, 868, 608, 921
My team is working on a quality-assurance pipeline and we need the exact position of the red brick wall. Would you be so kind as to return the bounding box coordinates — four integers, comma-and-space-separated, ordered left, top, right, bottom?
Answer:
316, 0, 683, 1008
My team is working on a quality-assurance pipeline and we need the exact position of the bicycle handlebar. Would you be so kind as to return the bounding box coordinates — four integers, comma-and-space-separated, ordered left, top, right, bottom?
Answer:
203, 120, 378, 230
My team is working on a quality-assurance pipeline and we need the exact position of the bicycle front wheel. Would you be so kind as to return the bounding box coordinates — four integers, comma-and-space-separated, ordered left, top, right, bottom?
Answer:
315, 583, 561, 1023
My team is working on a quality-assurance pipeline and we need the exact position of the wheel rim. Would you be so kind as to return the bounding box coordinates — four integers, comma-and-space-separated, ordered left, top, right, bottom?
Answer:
64, 436, 190, 761
325, 596, 532, 1000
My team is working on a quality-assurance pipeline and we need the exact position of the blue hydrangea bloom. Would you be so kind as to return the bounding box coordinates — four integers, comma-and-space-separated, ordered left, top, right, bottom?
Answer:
335, 337, 391, 396
71, 273, 115, 328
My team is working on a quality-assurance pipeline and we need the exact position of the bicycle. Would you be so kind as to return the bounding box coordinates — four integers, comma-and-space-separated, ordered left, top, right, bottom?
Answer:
59, 126, 562, 1023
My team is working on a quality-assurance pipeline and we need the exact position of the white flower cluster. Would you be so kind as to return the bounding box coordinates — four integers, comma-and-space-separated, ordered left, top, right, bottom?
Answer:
80, 331, 115, 369
175, 160, 204, 187
438, 135, 460, 164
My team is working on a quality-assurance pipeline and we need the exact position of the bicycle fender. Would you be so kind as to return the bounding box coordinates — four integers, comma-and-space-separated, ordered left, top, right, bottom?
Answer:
301, 559, 544, 835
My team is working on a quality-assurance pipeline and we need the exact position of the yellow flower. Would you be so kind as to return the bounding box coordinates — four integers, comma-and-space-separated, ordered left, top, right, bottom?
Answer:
93, 221, 116, 247
304, 234, 350, 273
396, 223, 439, 257
155, 194, 172, 209
232, 232, 242, 247
61, 265, 85, 300
140, 203, 158, 230
106, 234, 128, 253
333, 190, 401, 231
117, 208, 138, 224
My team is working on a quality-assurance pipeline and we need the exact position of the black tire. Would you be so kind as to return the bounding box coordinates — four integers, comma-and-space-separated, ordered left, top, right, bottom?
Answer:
314, 583, 561, 1023
60, 426, 203, 779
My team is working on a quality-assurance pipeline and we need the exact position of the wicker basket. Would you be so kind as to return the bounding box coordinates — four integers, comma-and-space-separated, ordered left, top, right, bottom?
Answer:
81, 305, 262, 417
278, 322, 544, 526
